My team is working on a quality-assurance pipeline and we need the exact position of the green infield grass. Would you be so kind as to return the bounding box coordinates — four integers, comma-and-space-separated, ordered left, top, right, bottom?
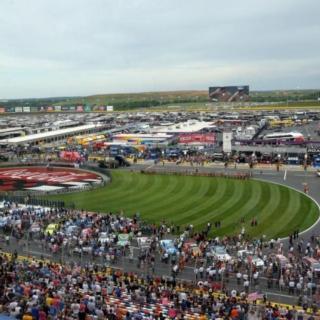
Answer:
47, 170, 319, 239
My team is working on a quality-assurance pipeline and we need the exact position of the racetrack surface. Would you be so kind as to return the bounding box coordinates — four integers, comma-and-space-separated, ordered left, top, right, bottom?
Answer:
47, 170, 319, 239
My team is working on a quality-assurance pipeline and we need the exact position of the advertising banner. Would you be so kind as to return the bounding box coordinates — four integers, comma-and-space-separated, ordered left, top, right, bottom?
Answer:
30, 106, 39, 112
106, 105, 114, 112
209, 85, 250, 102
85, 105, 91, 112
6, 107, 15, 112
76, 105, 84, 112
0, 107, 5, 113
23, 106, 31, 112
15, 107, 23, 113
47, 106, 54, 112
92, 105, 105, 112
54, 105, 62, 111
179, 133, 216, 144
59, 151, 82, 162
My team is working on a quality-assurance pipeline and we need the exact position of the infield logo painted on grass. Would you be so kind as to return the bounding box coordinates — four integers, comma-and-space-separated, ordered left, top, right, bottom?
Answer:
0, 167, 102, 191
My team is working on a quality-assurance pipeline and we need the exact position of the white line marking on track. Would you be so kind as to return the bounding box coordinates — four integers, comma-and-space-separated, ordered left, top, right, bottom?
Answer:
283, 169, 287, 181
259, 172, 278, 176
24, 250, 52, 257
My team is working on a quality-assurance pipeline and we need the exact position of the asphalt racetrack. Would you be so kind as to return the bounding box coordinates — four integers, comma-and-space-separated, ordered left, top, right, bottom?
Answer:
47, 170, 319, 239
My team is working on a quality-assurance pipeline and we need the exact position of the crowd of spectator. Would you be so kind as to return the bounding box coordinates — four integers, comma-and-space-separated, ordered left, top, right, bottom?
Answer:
0, 201, 319, 319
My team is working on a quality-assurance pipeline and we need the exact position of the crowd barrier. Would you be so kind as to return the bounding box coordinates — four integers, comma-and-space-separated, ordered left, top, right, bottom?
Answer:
141, 169, 251, 180
0, 195, 65, 208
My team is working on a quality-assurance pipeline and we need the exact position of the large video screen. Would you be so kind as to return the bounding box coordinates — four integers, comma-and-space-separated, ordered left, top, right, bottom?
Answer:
209, 85, 250, 102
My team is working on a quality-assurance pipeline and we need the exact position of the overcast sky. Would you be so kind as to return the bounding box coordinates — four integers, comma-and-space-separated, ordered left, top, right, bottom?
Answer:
0, 0, 319, 99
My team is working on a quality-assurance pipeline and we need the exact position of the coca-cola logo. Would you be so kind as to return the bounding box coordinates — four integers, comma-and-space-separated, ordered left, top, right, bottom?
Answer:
0, 167, 101, 191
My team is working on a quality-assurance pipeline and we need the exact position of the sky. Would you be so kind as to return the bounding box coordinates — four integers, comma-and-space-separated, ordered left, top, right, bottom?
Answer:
0, 0, 319, 99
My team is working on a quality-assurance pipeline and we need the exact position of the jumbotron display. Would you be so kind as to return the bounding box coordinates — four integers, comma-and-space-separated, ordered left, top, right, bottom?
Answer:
209, 85, 250, 102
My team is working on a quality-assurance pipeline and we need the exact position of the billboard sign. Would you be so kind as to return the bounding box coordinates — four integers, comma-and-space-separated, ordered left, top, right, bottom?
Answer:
92, 105, 106, 112
59, 151, 82, 162
209, 85, 250, 102
15, 107, 23, 113
107, 105, 114, 112
5, 107, 15, 113
54, 105, 61, 111
30, 106, 39, 112
179, 133, 216, 144
76, 105, 84, 112
23, 106, 30, 112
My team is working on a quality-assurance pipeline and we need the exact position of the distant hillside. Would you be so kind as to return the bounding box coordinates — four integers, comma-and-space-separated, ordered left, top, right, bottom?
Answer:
58, 89, 320, 105
58, 90, 208, 105
1, 89, 319, 111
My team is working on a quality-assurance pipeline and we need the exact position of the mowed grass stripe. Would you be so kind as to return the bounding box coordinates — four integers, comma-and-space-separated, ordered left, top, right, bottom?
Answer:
103, 171, 136, 195
112, 174, 180, 214
192, 180, 250, 229
296, 196, 319, 232
105, 174, 163, 210
46, 171, 319, 238
272, 189, 318, 239
248, 182, 283, 238
59, 171, 148, 212
173, 178, 229, 225
223, 181, 262, 231
163, 177, 217, 218
142, 175, 198, 221
101, 171, 155, 203
216, 181, 261, 235
214, 181, 270, 237
267, 186, 301, 239
82, 172, 154, 211
202, 181, 254, 234
141, 177, 212, 221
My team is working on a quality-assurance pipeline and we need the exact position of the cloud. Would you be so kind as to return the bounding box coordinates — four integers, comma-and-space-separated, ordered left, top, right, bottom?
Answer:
0, 0, 319, 98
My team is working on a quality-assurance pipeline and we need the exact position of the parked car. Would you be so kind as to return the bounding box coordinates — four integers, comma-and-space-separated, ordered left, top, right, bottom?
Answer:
0, 216, 8, 228
209, 245, 232, 261
302, 257, 320, 275
160, 239, 178, 255
275, 254, 292, 269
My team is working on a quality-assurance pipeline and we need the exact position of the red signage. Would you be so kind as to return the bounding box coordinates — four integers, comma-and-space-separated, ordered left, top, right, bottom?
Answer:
60, 151, 82, 162
76, 105, 84, 112
179, 133, 216, 144
0, 167, 101, 191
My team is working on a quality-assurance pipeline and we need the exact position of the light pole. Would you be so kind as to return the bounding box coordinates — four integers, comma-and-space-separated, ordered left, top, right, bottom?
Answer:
303, 153, 308, 194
